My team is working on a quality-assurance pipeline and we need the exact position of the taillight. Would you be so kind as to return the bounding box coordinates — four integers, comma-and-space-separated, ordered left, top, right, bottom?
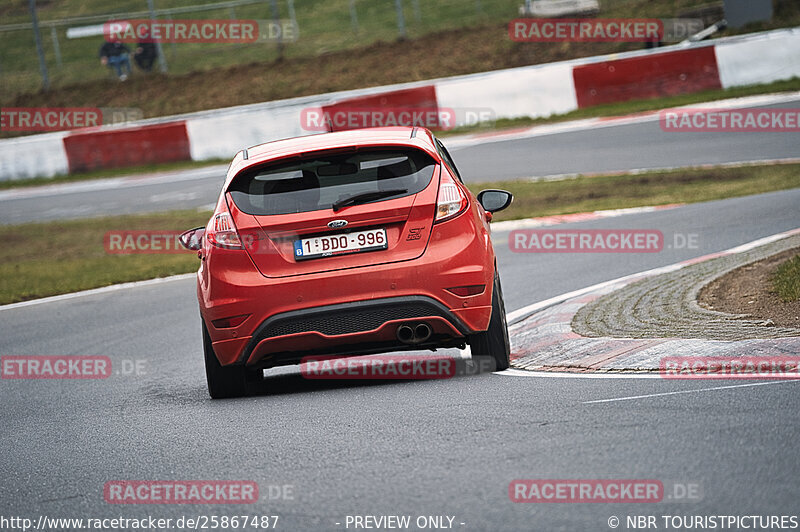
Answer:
206, 211, 243, 249
435, 170, 468, 223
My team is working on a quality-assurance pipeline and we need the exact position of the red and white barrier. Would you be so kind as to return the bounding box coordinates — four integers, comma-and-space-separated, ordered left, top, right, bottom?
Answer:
715, 30, 800, 89
63, 122, 190, 173
1, 27, 798, 181
185, 101, 309, 161
0, 132, 70, 180
436, 62, 578, 120
572, 47, 721, 108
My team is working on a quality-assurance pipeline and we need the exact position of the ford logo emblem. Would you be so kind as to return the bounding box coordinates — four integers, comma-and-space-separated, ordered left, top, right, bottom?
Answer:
328, 220, 348, 229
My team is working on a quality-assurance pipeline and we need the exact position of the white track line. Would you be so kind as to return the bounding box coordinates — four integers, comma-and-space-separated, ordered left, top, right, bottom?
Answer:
582, 381, 800, 404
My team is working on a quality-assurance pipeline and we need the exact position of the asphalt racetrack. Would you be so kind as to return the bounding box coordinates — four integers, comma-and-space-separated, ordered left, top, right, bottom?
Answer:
1, 93, 800, 530
1, 187, 799, 529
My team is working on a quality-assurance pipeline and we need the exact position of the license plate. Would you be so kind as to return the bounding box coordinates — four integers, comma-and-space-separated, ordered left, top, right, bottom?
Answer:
294, 228, 387, 261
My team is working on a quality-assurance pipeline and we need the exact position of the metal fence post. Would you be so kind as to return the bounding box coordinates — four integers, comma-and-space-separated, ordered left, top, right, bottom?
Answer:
147, 0, 168, 73
524, 0, 533, 15
395, 0, 406, 39
349, 0, 359, 34
28, 0, 50, 90
229, 7, 242, 48
50, 25, 63, 67
269, 0, 283, 59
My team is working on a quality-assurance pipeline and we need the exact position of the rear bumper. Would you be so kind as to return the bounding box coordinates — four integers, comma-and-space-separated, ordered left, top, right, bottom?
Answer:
238, 295, 479, 368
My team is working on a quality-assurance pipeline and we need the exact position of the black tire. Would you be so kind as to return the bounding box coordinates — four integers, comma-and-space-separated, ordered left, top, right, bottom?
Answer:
468, 273, 511, 371
202, 322, 257, 399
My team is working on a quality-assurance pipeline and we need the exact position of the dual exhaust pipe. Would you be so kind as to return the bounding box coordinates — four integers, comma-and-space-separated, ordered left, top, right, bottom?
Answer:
396, 322, 432, 345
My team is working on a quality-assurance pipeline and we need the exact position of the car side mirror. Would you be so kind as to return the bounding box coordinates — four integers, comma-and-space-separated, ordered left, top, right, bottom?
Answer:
179, 227, 205, 251
477, 189, 513, 213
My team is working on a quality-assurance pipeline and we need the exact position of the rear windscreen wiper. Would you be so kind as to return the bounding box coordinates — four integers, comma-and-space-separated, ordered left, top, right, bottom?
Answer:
332, 189, 408, 212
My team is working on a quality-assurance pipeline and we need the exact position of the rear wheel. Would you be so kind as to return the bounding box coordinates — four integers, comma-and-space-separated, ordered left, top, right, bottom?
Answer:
468, 274, 511, 371
203, 322, 258, 399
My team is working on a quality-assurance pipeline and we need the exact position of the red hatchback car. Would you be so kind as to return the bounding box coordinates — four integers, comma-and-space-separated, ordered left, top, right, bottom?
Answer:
181, 127, 513, 398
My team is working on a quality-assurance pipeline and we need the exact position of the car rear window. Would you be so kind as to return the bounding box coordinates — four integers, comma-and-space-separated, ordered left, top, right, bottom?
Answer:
228, 147, 437, 215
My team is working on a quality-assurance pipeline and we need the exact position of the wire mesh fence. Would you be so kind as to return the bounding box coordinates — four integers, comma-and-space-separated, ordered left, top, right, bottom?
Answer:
1, 0, 521, 98
1, 0, 726, 99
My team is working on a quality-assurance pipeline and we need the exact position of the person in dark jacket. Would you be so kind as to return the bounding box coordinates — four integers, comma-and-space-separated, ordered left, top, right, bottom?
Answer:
134, 42, 157, 72
99, 41, 132, 80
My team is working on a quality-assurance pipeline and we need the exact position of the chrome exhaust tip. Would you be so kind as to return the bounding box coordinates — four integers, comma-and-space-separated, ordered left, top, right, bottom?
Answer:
414, 322, 432, 343
397, 324, 415, 344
